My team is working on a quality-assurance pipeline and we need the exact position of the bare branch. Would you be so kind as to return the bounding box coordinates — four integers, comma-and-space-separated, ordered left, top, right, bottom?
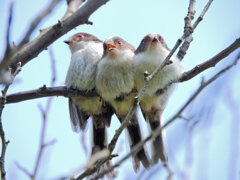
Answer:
15, 162, 32, 177
0, 62, 21, 179
0, 0, 62, 73
4, 37, 239, 105
179, 38, 240, 82
93, 54, 240, 179
163, 53, 240, 129
3, 86, 98, 104
192, 0, 214, 30
19, 0, 62, 47
158, 37, 240, 94
177, 0, 195, 60
0, 0, 110, 74
32, 47, 58, 179
62, 0, 85, 20
75, 154, 118, 180
3, 2, 14, 61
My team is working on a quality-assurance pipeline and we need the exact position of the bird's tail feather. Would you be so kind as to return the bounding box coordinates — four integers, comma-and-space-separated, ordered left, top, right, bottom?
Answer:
149, 120, 168, 163
118, 114, 150, 172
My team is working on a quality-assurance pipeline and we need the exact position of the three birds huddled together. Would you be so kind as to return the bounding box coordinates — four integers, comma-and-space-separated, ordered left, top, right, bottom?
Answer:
64, 32, 183, 173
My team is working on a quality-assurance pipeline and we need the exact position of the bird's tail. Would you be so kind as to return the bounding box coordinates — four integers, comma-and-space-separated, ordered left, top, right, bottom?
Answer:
144, 108, 168, 164
91, 106, 113, 156
118, 113, 150, 172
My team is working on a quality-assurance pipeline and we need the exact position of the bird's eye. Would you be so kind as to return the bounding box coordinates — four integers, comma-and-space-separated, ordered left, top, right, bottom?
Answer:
103, 43, 107, 50
159, 37, 164, 42
117, 40, 122, 45
77, 34, 83, 38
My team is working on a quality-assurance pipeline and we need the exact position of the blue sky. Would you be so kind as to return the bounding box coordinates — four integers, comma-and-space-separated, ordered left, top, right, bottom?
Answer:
1, 0, 240, 179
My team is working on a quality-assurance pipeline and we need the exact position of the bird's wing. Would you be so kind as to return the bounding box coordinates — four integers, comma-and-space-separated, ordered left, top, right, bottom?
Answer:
68, 98, 89, 132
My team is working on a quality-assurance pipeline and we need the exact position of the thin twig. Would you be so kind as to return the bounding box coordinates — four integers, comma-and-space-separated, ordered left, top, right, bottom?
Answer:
158, 37, 240, 94
177, 0, 196, 60
0, 0, 110, 74
0, 62, 21, 179
62, 0, 85, 20
75, 154, 118, 180
0, 0, 62, 73
15, 162, 32, 177
31, 47, 57, 179
19, 0, 62, 47
3, 2, 14, 61
93, 54, 240, 179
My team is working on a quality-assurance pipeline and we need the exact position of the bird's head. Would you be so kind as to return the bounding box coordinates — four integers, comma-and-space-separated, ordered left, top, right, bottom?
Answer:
64, 32, 102, 53
135, 33, 169, 54
103, 36, 135, 59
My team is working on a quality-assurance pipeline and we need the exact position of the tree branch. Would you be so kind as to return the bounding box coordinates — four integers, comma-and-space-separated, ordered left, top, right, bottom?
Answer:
0, 0, 110, 74
0, 0, 62, 73
93, 53, 240, 179
157, 37, 240, 94
19, 0, 62, 47
3, 86, 98, 104
62, 0, 85, 20
4, 37, 239, 105
3, 2, 14, 61
177, 0, 195, 60
0, 62, 21, 179
179, 37, 240, 82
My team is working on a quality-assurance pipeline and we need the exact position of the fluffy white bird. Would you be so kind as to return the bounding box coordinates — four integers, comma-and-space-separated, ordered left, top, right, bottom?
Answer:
96, 36, 150, 172
64, 32, 113, 156
133, 33, 183, 163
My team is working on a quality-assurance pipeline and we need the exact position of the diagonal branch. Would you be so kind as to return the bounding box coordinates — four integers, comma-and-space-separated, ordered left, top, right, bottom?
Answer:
179, 38, 240, 82
19, 0, 62, 47
3, 2, 14, 61
0, 0, 110, 74
158, 37, 240, 94
0, 0, 62, 73
177, 0, 195, 60
93, 53, 240, 179
62, 0, 85, 20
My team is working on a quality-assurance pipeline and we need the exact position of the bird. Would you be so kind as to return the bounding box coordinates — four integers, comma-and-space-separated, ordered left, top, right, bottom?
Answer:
64, 32, 113, 158
133, 33, 183, 164
96, 36, 150, 172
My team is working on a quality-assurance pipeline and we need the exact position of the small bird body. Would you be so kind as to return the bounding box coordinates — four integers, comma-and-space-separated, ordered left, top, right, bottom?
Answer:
65, 40, 104, 117
65, 33, 113, 158
96, 36, 150, 172
134, 33, 183, 163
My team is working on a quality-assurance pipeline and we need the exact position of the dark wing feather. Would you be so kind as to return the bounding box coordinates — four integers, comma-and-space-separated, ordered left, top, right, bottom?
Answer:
68, 98, 89, 132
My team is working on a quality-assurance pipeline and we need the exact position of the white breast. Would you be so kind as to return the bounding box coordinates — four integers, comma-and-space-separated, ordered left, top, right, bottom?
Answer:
133, 48, 183, 96
65, 42, 103, 91
96, 49, 135, 101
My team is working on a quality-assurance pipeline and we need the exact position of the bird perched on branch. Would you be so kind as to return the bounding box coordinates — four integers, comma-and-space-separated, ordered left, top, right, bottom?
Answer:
64, 32, 113, 158
133, 33, 183, 164
96, 36, 150, 172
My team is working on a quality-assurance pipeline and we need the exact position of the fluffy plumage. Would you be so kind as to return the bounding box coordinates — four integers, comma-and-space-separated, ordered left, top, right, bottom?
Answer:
134, 33, 183, 163
65, 33, 113, 161
96, 36, 150, 172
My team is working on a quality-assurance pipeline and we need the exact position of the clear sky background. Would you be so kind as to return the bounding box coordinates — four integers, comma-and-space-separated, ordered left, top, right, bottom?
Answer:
0, 0, 240, 179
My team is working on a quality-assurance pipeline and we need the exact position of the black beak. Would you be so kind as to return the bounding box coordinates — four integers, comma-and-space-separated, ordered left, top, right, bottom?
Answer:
64, 40, 71, 44
152, 37, 158, 42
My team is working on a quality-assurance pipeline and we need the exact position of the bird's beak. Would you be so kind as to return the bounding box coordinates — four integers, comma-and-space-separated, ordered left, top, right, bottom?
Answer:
107, 44, 118, 51
152, 37, 158, 43
64, 40, 72, 45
